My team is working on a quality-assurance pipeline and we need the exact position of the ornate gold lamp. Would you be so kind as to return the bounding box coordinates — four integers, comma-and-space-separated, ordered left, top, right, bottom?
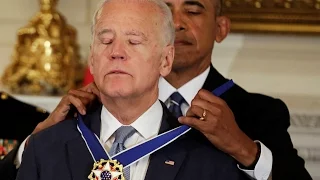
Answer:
1, 0, 83, 95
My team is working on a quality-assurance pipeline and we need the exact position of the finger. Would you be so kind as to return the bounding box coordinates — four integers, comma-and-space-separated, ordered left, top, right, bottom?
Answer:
187, 105, 219, 124
197, 89, 226, 105
87, 83, 101, 100
51, 97, 70, 114
51, 95, 81, 121
45, 105, 70, 125
68, 89, 97, 109
55, 103, 71, 116
178, 116, 208, 131
79, 82, 94, 91
69, 89, 95, 100
67, 95, 87, 115
91, 88, 101, 100
54, 102, 70, 114
55, 95, 70, 107
191, 98, 223, 116
80, 83, 99, 96
186, 105, 205, 119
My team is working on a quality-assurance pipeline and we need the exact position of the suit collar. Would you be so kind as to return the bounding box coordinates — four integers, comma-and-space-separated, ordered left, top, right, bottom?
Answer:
79, 101, 180, 138
82, 104, 102, 137
202, 64, 229, 92
158, 67, 210, 105
66, 107, 103, 180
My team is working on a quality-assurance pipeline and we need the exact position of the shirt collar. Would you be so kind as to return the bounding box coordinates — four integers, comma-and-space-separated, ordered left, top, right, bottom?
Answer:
159, 67, 210, 105
100, 100, 163, 142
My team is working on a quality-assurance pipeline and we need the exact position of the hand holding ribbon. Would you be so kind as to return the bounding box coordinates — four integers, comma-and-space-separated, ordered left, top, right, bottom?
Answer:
178, 80, 259, 167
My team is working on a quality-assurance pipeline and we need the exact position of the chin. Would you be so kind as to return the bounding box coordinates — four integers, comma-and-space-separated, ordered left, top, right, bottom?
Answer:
172, 60, 191, 71
101, 84, 133, 98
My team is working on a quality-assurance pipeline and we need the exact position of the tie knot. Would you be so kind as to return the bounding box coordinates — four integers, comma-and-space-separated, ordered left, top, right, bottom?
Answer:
170, 92, 185, 105
114, 126, 136, 144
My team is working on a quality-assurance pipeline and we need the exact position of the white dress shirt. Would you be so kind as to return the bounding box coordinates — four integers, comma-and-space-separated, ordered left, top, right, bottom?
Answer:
100, 100, 163, 180
158, 67, 273, 180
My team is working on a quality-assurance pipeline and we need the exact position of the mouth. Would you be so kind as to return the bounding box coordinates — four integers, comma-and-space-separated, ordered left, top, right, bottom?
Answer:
174, 40, 192, 46
107, 70, 129, 75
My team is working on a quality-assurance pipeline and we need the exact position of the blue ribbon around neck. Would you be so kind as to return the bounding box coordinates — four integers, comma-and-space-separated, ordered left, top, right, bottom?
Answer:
77, 79, 234, 167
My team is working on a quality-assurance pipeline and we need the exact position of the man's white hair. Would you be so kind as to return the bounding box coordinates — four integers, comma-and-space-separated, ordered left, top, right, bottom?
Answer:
91, 0, 175, 45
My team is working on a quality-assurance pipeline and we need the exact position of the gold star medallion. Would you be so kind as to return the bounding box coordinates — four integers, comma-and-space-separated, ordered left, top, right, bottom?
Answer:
88, 159, 124, 180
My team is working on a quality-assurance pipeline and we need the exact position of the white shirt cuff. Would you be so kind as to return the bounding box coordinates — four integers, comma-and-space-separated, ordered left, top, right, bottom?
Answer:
14, 136, 29, 169
238, 141, 273, 180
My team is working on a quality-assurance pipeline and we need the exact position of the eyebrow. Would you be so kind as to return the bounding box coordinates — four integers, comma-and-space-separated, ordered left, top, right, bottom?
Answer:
184, 0, 205, 9
97, 29, 148, 41
166, 1, 205, 9
97, 29, 114, 37
125, 30, 148, 41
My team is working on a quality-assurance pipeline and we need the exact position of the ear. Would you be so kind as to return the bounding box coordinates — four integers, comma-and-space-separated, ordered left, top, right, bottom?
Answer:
215, 16, 230, 43
159, 45, 174, 77
88, 46, 94, 75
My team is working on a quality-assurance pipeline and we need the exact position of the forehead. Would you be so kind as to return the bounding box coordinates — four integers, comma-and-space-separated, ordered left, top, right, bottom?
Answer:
95, 1, 162, 33
163, 0, 215, 10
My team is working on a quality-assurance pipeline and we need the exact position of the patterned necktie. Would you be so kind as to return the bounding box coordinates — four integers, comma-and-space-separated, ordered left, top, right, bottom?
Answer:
168, 92, 186, 118
109, 126, 136, 180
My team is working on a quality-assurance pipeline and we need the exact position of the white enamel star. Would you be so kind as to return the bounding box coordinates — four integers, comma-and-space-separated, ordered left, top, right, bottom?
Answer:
92, 161, 123, 180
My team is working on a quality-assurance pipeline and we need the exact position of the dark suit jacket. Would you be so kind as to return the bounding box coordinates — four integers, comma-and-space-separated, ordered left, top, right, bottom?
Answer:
0, 91, 49, 180
204, 65, 311, 179
16, 102, 247, 180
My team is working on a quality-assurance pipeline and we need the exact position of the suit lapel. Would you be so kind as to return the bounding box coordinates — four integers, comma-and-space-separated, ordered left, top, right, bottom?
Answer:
66, 137, 94, 180
202, 65, 229, 92
65, 106, 103, 180
145, 103, 187, 180
203, 65, 240, 104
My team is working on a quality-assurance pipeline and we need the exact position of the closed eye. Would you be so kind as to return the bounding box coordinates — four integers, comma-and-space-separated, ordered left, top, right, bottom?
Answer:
129, 40, 141, 45
187, 10, 201, 15
102, 40, 113, 45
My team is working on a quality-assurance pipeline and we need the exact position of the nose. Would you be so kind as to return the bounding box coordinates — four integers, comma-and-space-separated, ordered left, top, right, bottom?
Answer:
173, 12, 186, 32
109, 41, 127, 61
111, 52, 126, 60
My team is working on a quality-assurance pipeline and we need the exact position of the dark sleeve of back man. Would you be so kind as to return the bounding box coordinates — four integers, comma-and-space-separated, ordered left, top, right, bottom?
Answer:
232, 91, 312, 180
0, 91, 49, 180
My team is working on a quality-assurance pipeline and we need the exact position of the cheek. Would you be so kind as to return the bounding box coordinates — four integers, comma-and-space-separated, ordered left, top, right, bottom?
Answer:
133, 60, 158, 84
91, 55, 102, 74
190, 17, 214, 41
91, 55, 108, 81
193, 24, 206, 41
94, 44, 109, 57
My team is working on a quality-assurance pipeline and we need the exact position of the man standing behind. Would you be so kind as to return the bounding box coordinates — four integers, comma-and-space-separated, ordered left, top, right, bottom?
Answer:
15, 0, 246, 180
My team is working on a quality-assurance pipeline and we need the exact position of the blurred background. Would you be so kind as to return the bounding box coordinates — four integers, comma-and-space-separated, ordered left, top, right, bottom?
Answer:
0, 0, 319, 178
